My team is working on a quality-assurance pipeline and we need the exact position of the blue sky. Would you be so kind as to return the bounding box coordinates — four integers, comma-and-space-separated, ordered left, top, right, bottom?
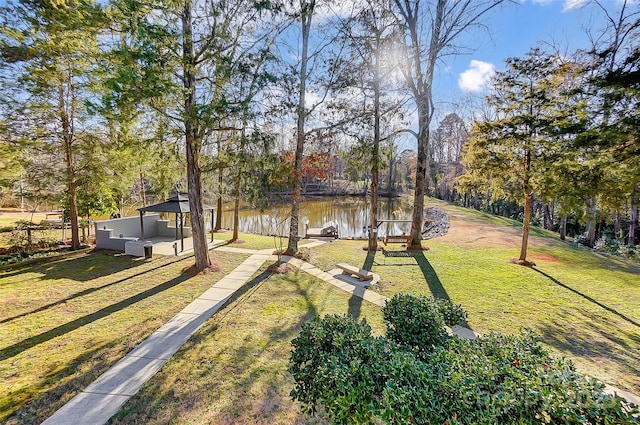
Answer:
439, 0, 611, 100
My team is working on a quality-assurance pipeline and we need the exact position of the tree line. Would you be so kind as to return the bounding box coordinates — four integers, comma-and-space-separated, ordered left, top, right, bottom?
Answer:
429, 2, 639, 263
1, 0, 637, 269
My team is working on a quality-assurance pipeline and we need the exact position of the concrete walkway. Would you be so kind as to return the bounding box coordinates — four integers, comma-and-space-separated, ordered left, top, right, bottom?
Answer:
41, 247, 276, 425
42, 240, 639, 424
42, 239, 385, 425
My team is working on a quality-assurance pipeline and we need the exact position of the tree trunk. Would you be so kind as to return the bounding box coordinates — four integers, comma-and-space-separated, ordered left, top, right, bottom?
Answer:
215, 133, 223, 231
518, 148, 533, 262
59, 82, 81, 250
140, 172, 146, 207
182, 1, 210, 270
519, 192, 532, 261
409, 102, 429, 248
215, 168, 223, 231
585, 197, 597, 247
286, 1, 313, 255
388, 152, 394, 195
407, 0, 445, 249
629, 183, 639, 245
67, 178, 80, 249
543, 204, 552, 230
559, 215, 567, 241
614, 210, 622, 241
368, 32, 381, 252
232, 182, 240, 241
232, 132, 246, 241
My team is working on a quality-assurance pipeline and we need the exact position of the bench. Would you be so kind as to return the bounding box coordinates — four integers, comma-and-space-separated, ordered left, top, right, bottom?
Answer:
336, 262, 374, 281
42, 212, 64, 227
383, 235, 413, 245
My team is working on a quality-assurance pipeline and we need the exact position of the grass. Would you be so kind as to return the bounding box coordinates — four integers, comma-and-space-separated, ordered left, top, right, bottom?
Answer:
1, 203, 638, 424
0, 211, 49, 228
107, 268, 384, 424
309, 201, 640, 395
0, 249, 250, 424
213, 230, 285, 251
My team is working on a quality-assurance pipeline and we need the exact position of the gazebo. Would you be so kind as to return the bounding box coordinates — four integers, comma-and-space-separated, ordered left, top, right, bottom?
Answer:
138, 194, 214, 252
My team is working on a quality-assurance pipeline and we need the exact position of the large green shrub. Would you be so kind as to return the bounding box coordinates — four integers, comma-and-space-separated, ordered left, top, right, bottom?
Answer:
382, 293, 466, 354
289, 295, 639, 424
289, 314, 392, 424
379, 332, 638, 424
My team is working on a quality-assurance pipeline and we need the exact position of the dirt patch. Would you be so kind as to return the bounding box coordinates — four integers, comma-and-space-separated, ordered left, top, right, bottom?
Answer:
441, 219, 523, 248
182, 260, 223, 275
509, 258, 537, 267
528, 253, 563, 263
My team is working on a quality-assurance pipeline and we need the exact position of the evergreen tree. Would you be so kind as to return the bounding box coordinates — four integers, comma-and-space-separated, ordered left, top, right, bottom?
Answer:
107, 0, 283, 270
0, 0, 105, 249
461, 49, 566, 264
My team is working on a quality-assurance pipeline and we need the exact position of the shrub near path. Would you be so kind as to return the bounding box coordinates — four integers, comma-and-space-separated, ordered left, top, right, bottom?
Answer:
309, 201, 640, 395
0, 249, 249, 424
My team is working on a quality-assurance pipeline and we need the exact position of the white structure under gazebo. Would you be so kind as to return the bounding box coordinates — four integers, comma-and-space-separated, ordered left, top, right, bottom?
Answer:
94, 194, 213, 255
137, 194, 214, 252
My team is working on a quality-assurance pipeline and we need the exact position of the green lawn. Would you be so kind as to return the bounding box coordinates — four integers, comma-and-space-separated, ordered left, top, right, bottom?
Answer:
108, 268, 384, 425
1, 206, 638, 425
0, 249, 250, 424
309, 204, 640, 395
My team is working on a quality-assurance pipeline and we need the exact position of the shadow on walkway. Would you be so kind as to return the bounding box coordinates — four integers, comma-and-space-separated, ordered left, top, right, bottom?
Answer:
533, 267, 640, 329
347, 251, 376, 320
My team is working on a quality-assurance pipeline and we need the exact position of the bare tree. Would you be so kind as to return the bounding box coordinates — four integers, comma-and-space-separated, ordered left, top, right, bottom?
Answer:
285, 0, 314, 255
285, 0, 348, 254
393, 0, 508, 248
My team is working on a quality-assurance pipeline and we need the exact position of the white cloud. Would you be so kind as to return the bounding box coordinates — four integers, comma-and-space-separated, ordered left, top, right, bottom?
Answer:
458, 60, 496, 93
563, 0, 588, 11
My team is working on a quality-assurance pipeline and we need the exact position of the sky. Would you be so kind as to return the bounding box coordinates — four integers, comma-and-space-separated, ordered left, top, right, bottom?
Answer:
438, 0, 615, 101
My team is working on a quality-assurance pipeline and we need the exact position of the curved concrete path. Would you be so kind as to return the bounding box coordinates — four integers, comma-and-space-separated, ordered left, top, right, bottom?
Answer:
42, 240, 639, 424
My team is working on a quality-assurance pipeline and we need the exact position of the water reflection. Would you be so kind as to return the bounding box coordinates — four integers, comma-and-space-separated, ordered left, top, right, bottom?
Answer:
218, 196, 414, 238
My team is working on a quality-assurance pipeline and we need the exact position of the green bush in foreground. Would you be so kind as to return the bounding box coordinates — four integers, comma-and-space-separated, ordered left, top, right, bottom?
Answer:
289, 294, 639, 425
383, 293, 467, 354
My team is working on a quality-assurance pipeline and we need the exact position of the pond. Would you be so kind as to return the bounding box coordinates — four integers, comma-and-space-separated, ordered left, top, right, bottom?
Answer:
217, 196, 414, 238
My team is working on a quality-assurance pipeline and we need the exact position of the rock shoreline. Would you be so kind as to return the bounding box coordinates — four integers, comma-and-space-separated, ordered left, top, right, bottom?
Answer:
422, 207, 450, 239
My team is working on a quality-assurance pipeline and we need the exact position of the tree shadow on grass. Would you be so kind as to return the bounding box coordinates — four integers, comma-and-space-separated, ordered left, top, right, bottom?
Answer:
532, 268, 640, 329
2, 331, 147, 424
33, 250, 145, 282
0, 273, 192, 362
412, 251, 473, 331
107, 270, 328, 425
536, 312, 640, 393
210, 270, 275, 324
345, 251, 376, 321
532, 268, 640, 392
374, 249, 414, 266
1, 256, 184, 325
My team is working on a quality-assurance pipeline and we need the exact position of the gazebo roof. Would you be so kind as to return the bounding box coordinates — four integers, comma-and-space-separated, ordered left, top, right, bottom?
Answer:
138, 194, 213, 214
